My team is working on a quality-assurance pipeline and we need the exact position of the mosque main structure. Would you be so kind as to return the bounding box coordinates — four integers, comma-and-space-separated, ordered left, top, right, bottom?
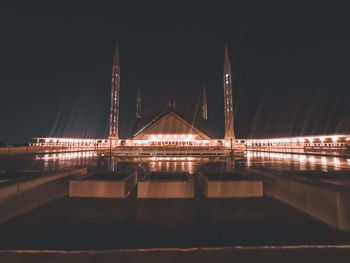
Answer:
33, 45, 350, 157
107, 45, 236, 146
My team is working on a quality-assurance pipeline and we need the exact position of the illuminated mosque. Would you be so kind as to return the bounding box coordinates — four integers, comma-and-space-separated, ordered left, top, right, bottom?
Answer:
34, 45, 350, 156
108, 45, 235, 147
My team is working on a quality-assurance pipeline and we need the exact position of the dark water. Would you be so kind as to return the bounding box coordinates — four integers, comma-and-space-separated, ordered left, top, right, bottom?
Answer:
1, 151, 349, 173
1, 196, 350, 250
0, 151, 350, 250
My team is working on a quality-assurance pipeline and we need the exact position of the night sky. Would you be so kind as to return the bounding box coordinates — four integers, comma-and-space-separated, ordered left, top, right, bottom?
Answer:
1, 2, 350, 142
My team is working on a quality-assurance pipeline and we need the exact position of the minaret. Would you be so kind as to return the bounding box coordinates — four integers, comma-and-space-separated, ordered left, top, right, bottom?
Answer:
202, 83, 208, 120
224, 44, 235, 139
109, 45, 120, 139
136, 84, 141, 119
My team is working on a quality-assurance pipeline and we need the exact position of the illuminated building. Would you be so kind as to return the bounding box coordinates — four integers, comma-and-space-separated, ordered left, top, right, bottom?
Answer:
245, 134, 350, 154
132, 112, 211, 141
32, 45, 350, 157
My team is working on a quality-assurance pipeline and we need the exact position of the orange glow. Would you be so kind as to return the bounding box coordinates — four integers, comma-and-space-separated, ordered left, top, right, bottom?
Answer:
148, 134, 197, 141
37, 151, 97, 160
34, 133, 348, 155
245, 134, 349, 146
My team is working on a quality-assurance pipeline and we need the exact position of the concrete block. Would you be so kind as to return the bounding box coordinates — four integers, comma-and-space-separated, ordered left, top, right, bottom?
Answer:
199, 172, 263, 198
137, 172, 194, 198
69, 172, 137, 198
0, 168, 87, 224
251, 167, 350, 231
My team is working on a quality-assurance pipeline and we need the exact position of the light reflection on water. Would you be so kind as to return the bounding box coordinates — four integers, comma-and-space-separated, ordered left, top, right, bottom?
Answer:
39, 152, 99, 171
145, 156, 204, 174
37, 151, 98, 161
246, 151, 350, 172
0, 151, 349, 174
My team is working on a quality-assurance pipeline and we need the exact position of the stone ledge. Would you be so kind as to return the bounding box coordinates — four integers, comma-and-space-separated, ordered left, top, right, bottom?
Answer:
69, 172, 137, 198
199, 172, 263, 198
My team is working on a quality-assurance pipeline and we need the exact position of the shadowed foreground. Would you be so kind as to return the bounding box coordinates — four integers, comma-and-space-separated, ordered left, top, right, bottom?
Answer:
0, 196, 350, 250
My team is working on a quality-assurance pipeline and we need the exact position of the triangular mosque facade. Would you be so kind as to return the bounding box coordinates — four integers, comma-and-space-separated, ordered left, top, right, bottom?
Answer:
133, 112, 211, 140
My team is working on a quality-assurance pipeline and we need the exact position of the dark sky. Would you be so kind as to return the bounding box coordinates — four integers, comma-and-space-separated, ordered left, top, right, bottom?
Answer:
1, 2, 350, 142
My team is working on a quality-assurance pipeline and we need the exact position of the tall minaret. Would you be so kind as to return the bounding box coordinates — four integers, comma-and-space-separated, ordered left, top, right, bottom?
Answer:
136, 84, 141, 119
202, 83, 208, 120
109, 45, 120, 139
224, 45, 235, 139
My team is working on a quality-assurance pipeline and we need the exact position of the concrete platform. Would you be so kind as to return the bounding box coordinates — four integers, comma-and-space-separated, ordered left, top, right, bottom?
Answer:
198, 172, 263, 198
137, 172, 194, 198
0, 168, 87, 224
250, 167, 350, 231
69, 172, 137, 198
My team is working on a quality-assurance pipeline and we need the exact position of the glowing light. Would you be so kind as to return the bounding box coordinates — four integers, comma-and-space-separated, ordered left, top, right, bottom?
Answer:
333, 158, 340, 166
38, 151, 97, 160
